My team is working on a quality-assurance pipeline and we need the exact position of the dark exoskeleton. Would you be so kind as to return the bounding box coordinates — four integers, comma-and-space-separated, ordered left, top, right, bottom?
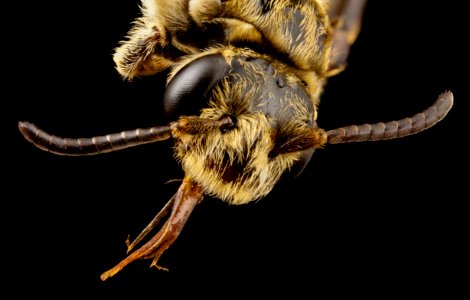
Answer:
18, 0, 453, 280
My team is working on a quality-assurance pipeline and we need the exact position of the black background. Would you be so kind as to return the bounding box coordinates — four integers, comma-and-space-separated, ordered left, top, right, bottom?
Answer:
6, 1, 468, 297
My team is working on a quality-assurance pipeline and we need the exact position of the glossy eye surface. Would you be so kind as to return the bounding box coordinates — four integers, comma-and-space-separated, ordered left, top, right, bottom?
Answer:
163, 54, 231, 120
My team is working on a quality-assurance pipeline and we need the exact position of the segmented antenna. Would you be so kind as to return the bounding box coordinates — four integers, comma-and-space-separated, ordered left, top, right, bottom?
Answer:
18, 122, 172, 155
326, 91, 453, 144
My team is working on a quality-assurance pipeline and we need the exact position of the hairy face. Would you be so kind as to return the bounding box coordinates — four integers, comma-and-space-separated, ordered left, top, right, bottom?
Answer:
172, 53, 317, 204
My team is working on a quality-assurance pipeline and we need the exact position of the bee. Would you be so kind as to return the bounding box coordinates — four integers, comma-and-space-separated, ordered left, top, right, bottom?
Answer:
18, 0, 453, 280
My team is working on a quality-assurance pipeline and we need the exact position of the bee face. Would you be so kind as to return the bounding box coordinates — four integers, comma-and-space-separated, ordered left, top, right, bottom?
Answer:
167, 49, 318, 204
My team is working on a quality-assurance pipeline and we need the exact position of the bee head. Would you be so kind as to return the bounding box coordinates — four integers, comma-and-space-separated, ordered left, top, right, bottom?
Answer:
163, 51, 327, 204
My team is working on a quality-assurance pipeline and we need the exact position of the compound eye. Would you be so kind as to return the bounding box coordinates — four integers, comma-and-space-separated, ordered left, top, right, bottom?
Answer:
163, 54, 230, 120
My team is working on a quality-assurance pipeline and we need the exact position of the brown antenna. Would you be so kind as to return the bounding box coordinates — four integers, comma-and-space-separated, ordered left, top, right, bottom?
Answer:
326, 91, 453, 144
